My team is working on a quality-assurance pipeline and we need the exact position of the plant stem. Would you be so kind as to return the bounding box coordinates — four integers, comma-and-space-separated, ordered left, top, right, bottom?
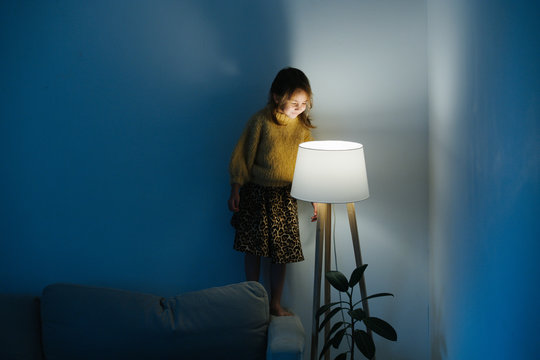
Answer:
349, 291, 354, 360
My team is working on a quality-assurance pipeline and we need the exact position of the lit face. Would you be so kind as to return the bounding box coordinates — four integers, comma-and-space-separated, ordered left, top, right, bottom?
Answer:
276, 89, 310, 119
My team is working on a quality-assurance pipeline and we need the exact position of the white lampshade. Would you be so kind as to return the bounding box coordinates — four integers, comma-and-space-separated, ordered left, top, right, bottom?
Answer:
291, 140, 369, 203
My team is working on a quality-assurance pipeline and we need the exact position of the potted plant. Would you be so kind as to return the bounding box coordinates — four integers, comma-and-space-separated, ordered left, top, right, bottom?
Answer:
316, 264, 397, 360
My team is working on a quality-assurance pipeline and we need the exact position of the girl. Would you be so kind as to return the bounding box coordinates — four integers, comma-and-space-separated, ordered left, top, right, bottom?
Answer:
228, 67, 317, 316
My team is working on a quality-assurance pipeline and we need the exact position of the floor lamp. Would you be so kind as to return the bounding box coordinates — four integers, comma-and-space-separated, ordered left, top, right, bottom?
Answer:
291, 141, 372, 360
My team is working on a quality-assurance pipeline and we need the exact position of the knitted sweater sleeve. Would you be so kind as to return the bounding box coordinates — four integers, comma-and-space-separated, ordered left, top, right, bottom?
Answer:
229, 115, 263, 186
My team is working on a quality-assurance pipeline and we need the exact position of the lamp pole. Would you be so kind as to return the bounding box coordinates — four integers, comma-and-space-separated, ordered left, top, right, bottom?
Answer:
346, 203, 373, 337
311, 203, 331, 360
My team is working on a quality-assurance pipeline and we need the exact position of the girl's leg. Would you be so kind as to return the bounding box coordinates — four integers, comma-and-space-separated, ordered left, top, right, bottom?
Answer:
270, 263, 292, 316
245, 253, 261, 281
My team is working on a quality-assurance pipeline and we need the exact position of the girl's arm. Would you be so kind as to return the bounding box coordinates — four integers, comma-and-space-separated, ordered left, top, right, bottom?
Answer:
228, 183, 241, 212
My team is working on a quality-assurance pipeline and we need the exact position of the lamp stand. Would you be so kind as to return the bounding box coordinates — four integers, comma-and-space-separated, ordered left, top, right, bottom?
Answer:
311, 202, 374, 360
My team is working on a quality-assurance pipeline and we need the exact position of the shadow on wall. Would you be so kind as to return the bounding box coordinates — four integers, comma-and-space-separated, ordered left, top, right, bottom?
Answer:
0, 0, 290, 295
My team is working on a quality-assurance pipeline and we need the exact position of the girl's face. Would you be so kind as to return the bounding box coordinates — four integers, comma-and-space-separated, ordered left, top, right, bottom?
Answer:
276, 89, 309, 119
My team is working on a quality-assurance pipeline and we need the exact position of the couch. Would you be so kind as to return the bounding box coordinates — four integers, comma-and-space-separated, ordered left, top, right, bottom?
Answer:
0, 281, 305, 360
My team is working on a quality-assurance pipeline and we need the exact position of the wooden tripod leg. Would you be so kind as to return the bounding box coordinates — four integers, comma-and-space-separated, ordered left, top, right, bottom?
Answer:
311, 204, 326, 360
347, 203, 374, 344
323, 203, 332, 360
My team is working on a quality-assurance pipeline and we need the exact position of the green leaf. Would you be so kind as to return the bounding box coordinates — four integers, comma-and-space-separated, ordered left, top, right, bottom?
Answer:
361, 292, 394, 302
326, 271, 349, 292
318, 307, 342, 332
349, 308, 366, 321
353, 329, 375, 359
335, 352, 348, 360
349, 264, 368, 287
328, 321, 347, 337
316, 301, 343, 319
364, 317, 398, 341
332, 329, 346, 348
319, 336, 334, 360
353, 293, 394, 308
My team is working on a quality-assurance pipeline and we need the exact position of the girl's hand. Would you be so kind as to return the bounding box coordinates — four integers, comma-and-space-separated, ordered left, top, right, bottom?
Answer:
228, 183, 241, 212
311, 202, 318, 222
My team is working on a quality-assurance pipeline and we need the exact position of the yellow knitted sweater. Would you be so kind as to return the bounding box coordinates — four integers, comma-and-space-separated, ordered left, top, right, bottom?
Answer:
229, 106, 314, 187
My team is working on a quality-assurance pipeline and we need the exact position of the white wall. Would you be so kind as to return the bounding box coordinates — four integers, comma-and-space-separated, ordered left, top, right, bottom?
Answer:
428, 1, 540, 358
275, 1, 430, 359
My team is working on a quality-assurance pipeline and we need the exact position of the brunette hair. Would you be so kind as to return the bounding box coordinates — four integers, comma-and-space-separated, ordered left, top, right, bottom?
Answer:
268, 67, 315, 128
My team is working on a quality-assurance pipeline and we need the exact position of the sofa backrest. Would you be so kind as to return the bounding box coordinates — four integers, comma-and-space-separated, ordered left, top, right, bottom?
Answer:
40, 282, 269, 360
0, 294, 44, 360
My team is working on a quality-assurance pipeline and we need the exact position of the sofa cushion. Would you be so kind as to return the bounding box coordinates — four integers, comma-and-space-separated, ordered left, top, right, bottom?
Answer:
41, 281, 269, 360
0, 294, 44, 360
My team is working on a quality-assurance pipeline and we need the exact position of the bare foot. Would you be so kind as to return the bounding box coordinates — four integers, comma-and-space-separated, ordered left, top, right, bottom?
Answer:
270, 305, 293, 316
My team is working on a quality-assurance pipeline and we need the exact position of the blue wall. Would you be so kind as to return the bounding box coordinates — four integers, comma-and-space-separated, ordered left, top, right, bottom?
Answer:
428, 0, 540, 358
0, 0, 291, 295
7, 1, 537, 359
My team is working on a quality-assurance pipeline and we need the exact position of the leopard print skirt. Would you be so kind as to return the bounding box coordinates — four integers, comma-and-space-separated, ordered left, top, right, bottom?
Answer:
231, 182, 304, 264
